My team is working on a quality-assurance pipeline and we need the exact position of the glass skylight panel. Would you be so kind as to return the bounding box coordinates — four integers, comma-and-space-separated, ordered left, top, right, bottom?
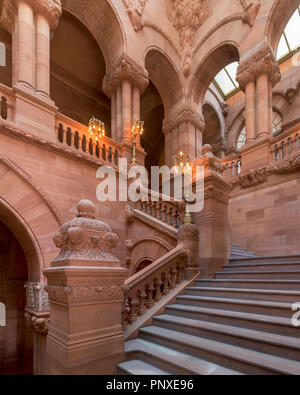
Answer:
277, 35, 290, 59
214, 62, 239, 97
277, 7, 300, 59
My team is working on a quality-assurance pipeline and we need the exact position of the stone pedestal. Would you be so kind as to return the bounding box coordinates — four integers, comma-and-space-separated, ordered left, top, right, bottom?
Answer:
44, 200, 128, 375
178, 224, 199, 280
193, 145, 232, 278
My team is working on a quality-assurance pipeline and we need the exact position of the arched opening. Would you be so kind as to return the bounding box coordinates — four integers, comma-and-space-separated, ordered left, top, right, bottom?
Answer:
276, 6, 300, 61
50, 11, 111, 135
0, 221, 33, 375
203, 103, 222, 157
0, 27, 12, 87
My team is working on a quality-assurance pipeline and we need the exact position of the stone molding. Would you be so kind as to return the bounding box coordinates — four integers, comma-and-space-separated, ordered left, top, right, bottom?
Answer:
168, 0, 210, 77
240, 0, 260, 27
103, 55, 149, 97
0, 0, 62, 32
163, 105, 205, 134
133, 209, 178, 239
52, 200, 120, 264
236, 45, 281, 90
122, 0, 147, 32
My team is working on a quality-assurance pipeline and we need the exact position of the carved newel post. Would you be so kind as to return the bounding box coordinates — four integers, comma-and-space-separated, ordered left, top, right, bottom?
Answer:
193, 145, 232, 277
44, 200, 128, 375
178, 224, 199, 280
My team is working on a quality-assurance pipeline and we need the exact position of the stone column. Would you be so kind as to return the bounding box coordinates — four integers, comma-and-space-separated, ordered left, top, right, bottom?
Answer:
193, 145, 232, 277
24, 281, 50, 375
256, 73, 269, 138
245, 81, 256, 142
122, 80, 132, 142
35, 13, 50, 97
132, 86, 141, 145
116, 86, 122, 142
111, 91, 116, 140
44, 200, 128, 375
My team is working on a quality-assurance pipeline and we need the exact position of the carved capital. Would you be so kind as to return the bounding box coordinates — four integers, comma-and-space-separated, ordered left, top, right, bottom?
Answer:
163, 106, 205, 135
103, 55, 149, 97
52, 200, 120, 265
122, 0, 147, 32
25, 311, 50, 335
236, 45, 281, 90
240, 0, 260, 27
193, 144, 225, 175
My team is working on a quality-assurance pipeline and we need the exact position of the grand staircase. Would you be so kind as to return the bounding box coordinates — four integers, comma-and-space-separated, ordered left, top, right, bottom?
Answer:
119, 254, 300, 375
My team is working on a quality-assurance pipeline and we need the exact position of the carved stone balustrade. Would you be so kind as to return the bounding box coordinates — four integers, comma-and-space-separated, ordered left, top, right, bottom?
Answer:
44, 199, 128, 375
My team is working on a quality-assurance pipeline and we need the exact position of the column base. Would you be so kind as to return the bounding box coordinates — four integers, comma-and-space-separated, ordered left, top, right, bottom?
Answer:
13, 84, 57, 142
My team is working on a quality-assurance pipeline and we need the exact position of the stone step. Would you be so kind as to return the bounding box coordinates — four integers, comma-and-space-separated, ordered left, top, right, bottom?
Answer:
139, 326, 300, 375
195, 278, 300, 291
165, 304, 299, 337
215, 270, 300, 280
153, 314, 300, 362
186, 286, 300, 303
175, 295, 293, 318
118, 359, 170, 375
224, 262, 300, 272
230, 255, 300, 265
124, 338, 242, 375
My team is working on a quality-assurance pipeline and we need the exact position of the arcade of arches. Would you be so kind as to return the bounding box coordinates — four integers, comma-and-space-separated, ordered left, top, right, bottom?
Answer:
0, 0, 299, 375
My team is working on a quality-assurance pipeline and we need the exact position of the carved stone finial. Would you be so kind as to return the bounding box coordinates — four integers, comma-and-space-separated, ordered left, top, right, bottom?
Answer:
236, 45, 281, 90
103, 55, 149, 98
52, 199, 120, 265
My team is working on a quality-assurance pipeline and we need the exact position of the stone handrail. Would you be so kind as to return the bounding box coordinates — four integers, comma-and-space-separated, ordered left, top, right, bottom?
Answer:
122, 244, 187, 329
271, 126, 300, 163
55, 112, 122, 166
136, 186, 184, 229
0, 83, 14, 122
222, 154, 242, 178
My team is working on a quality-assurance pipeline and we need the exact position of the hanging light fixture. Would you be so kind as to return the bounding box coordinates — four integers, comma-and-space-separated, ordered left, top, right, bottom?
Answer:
131, 120, 144, 164
88, 117, 105, 142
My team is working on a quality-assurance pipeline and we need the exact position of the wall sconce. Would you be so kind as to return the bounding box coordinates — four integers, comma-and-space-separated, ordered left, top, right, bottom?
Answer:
131, 120, 144, 164
172, 151, 193, 224
88, 117, 105, 142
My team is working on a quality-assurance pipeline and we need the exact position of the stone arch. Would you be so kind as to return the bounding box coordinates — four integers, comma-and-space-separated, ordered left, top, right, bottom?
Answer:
266, 0, 300, 54
202, 102, 222, 150
129, 238, 172, 276
145, 48, 184, 116
62, 0, 125, 68
191, 42, 240, 108
227, 107, 245, 154
0, 156, 61, 281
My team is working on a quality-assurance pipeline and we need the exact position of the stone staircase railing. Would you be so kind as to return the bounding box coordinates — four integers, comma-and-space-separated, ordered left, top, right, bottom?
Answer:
122, 244, 188, 331
0, 83, 14, 122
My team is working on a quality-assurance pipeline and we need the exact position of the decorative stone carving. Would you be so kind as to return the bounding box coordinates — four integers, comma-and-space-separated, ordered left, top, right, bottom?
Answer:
221, 102, 229, 118
239, 166, 268, 189
125, 240, 134, 266
103, 55, 149, 97
168, 0, 210, 77
125, 205, 135, 224
240, 0, 260, 27
25, 312, 50, 336
236, 45, 281, 90
122, 0, 147, 32
163, 105, 205, 134
24, 282, 50, 311
212, 138, 227, 155
269, 153, 300, 175
193, 144, 225, 175
285, 88, 297, 105
52, 199, 119, 265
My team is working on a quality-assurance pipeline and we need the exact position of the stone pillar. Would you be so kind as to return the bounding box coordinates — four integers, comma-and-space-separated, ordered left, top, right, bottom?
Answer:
103, 56, 149, 164
111, 91, 116, 140
35, 13, 50, 97
245, 81, 256, 142
256, 73, 269, 138
24, 281, 50, 375
193, 145, 232, 277
44, 200, 128, 375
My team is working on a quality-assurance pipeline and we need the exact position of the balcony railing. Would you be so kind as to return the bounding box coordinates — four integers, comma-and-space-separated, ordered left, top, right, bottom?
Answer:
55, 113, 121, 166
271, 127, 300, 162
222, 155, 242, 178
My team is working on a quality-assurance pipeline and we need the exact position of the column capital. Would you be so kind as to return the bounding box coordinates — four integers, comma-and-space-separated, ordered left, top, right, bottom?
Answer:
236, 45, 281, 91
103, 55, 149, 98
162, 105, 205, 135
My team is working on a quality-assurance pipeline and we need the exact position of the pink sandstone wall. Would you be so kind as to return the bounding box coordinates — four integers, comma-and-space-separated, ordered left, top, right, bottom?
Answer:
229, 173, 300, 256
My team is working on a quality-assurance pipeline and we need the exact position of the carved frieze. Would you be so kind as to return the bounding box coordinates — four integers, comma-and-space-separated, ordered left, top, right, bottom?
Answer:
239, 167, 268, 189
103, 55, 149, 97
168, 0, 210, 77
240, 0, 260, 27
269, 153, 300, 175
122, 0, 148, 32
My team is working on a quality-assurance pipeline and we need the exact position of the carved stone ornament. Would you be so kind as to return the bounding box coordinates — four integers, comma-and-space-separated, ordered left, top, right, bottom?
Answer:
163, 105, 205, 134
103, 55, 149, 97
125, 239, 134, 266
0, 0, 62, 32
240, 0, 261, 27
168, 0, 210, 77
52, 199, 120, 265
122, 0, 148, 32
25, 312, 50, 335
269, 153, 300, 175
193, 144, 225, 175
239, 166, 268, 189
24, 282, 50, 311
236, 45, 281, 90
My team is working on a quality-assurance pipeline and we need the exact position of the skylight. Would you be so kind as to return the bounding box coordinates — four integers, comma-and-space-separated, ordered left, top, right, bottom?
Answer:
277, 7, 300, 60
214, 62, 239, 98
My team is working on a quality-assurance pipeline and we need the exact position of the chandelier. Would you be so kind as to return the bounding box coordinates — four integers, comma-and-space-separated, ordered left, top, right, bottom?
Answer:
88, 117, 105, 141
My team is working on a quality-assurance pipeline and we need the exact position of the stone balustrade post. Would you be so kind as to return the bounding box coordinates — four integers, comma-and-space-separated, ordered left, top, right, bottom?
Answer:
178, 223, 199, 280
192, 145, 232, 277
43, 200, 128, 375
103, 55, 149, 165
